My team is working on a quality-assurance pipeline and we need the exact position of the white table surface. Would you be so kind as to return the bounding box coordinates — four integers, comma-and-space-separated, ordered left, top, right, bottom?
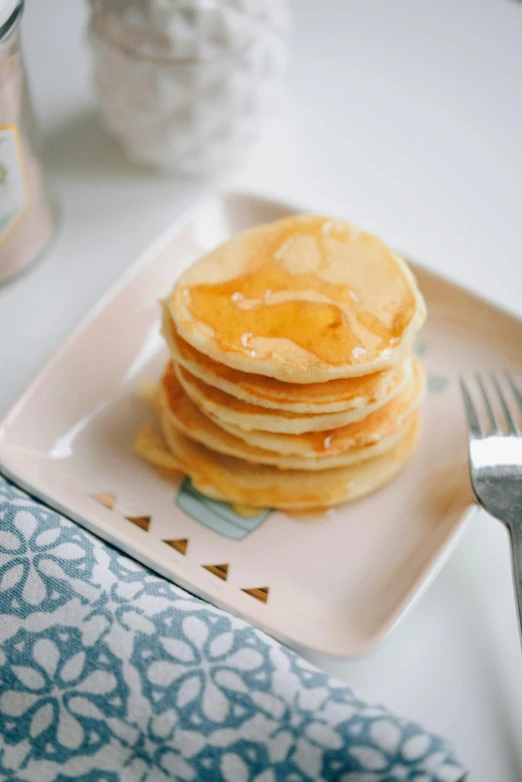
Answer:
2, 0, 522, 778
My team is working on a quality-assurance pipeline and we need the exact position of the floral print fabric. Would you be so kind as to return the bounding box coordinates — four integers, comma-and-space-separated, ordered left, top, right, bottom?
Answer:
0, 476, 465, 781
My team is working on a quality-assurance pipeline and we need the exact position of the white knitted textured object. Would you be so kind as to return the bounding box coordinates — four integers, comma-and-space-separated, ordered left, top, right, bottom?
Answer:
89, 0, 289, 173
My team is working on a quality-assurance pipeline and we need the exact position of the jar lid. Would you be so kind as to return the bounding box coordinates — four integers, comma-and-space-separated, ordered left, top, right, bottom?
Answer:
0, 0, 23, 37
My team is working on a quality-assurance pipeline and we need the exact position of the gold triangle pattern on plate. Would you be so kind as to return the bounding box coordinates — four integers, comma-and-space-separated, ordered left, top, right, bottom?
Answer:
203, 563, 229, 581
90, 492, 116, 510
242, 586, 269, 604
87, 495, 270, 600
125, 515, 151, 532
164, 538, 189, 555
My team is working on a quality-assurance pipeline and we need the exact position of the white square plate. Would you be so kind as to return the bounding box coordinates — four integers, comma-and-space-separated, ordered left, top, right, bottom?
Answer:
1, 193, 520, 657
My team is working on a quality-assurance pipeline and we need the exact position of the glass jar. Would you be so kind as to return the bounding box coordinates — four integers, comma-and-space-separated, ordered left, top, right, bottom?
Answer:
0, 0, 55, 284
88, 0, 290, 175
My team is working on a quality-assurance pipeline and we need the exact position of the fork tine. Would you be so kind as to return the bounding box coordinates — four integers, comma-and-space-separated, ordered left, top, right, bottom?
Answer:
459, 377, 483, 439
476, 374, 500, 434
491, 373, 519, 435
505, 372, 522, 417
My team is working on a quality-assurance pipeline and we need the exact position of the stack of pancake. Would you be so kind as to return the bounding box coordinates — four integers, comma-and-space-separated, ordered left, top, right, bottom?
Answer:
137, 214, 427, 511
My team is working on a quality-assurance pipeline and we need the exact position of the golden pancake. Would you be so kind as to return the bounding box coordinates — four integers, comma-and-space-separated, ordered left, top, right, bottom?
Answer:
158, 363, 410, 470
174, 356, 414, 434
154, 406, 420, 510
134, 422, 182, 480
137, 214, 428, 509
163, 304, 411, 415
170, 214, 426, 383
206, 358, 425, 456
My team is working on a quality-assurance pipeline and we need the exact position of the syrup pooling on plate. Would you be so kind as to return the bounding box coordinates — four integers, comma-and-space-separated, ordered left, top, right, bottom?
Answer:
180, 216, 420, 372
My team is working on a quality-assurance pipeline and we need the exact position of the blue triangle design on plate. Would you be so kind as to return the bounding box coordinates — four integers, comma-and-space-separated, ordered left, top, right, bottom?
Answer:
176, 478, 271, 540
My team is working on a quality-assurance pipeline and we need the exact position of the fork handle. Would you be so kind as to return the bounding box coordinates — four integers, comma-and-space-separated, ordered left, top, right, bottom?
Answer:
509, 523, 522, 637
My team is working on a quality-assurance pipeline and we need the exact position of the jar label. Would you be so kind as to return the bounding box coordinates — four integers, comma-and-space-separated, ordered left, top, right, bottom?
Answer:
0, 124, 28, 246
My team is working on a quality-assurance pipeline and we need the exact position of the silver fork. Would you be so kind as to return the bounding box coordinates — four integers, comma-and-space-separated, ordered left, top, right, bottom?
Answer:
460, 373, 522, 635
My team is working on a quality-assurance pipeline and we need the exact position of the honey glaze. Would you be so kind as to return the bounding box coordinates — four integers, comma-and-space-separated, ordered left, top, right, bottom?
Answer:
207, 357, 424, 455
184, 217, 417, 368
168, 310, 403, 405
297, 360, 423, 454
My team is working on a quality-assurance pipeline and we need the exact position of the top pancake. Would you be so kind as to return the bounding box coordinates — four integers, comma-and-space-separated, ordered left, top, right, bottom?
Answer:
170, 214, 426, 383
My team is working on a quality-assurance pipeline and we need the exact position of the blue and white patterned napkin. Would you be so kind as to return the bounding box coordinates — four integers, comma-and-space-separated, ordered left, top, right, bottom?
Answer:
0, 475, 465, 782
